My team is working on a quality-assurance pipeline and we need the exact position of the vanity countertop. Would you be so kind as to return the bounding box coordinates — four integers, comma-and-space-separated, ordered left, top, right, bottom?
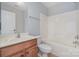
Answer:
0, 35, 40, 48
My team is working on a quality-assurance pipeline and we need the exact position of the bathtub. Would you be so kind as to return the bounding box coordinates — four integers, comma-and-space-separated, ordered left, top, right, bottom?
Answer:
45, 41, 79, 57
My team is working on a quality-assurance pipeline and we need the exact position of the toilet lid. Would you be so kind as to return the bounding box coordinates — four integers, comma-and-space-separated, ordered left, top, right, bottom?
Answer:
39, 43, 52, 50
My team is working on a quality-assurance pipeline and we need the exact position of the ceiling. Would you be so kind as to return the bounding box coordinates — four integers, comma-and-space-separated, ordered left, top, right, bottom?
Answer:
2, 2, 62, 11
2, 2, 27, 11
42, 2, 61, 8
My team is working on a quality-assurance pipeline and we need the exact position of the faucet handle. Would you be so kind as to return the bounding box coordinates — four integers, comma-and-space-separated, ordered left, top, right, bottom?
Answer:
73, 40, 77, 44
73, 40, 77, 48
14, 29, 16, 33
75, 35, 79, 40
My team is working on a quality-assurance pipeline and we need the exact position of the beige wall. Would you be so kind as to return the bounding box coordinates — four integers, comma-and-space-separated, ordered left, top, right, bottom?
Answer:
16, 10, 25, 33
40, 13, 48, 40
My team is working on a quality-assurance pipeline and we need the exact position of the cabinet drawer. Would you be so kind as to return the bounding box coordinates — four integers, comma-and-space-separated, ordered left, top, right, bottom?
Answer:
23, 39, 37, 49
11, 50, 25, 57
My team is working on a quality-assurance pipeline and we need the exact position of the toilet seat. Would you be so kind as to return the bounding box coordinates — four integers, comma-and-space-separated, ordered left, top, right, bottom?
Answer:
38, 43, 52, 53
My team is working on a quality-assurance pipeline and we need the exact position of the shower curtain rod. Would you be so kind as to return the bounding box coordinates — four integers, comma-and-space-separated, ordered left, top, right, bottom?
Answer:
29, 16, 40, 20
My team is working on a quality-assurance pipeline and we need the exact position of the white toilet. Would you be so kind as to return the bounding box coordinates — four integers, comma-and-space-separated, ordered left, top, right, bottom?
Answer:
38, 43, 52, 57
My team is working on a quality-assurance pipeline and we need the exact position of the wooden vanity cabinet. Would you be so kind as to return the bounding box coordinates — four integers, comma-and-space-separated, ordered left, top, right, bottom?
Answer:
0, 39, 38, 57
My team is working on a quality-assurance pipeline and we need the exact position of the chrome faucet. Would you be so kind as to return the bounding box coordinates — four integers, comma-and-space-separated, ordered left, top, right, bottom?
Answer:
17, 33, 20, 38
73, 40, 78, 48
73, 34, 79, 48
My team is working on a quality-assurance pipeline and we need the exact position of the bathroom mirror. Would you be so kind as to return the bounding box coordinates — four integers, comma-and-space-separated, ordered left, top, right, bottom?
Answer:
0, 3, 1, 34
0, 2, 27, 35
0, 2, 40, 36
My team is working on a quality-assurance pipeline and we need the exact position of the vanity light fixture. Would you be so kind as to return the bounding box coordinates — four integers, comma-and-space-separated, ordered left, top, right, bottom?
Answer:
16, 2, 25, 6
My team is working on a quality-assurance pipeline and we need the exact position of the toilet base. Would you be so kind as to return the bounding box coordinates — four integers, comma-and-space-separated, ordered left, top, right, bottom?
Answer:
42, 53, 48, 57
40, 51, 49, 57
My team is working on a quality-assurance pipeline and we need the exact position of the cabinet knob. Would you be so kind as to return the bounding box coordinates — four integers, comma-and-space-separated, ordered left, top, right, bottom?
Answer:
25, 52, 29, 57
26, 52, 29, 54
20, 55, 24, 57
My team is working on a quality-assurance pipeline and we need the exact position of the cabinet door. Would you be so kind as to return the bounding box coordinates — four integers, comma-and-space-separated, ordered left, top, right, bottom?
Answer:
25, 45, 38, 57
11, 51, 25, 57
